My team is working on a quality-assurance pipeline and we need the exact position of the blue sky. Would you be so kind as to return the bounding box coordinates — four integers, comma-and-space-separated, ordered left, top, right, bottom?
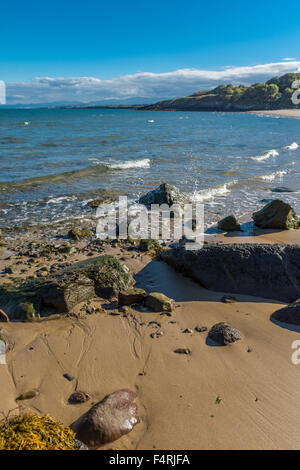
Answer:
1, 0, 300, 103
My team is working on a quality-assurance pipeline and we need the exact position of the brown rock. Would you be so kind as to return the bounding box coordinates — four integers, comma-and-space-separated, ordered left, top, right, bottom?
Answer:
75, 389, 139, 448
68, 392, 90, 405
145, 292, 174, 312
174, 348, 191, 355
118, 288, 146, 306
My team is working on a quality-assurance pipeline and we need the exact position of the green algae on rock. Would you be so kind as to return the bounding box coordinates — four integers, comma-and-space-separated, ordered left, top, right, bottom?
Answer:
68, 228, 93, 240
253, 199, 300, 229
0, 255, 134, 320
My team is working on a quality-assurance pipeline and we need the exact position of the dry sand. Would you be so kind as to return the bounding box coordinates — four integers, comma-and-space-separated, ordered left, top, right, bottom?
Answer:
1, 228, 300, 449
248, 109, 300, 118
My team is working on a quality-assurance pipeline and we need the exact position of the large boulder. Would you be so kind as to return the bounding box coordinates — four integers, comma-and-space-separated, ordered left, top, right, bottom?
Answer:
252, 199, 300, 229
208, 322, 242, 345
0, 255, 134, 320
272, 301, 300, 325
162, 243, 300, 302
139, 183, 186, 209
75, 389, 139, 449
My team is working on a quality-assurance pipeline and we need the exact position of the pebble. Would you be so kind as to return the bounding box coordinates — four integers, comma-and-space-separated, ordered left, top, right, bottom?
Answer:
174, 348, 191, 355
63, 373, 74, 382
195, 326, 207, 332
68, 391, 90, 404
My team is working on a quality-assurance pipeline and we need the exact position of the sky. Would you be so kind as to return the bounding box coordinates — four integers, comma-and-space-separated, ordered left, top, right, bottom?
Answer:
1, 0, 300, 104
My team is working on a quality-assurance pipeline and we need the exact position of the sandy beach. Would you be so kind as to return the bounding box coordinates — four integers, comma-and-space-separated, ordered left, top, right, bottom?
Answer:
1, 220, 300, 450
248, 109, 300, 118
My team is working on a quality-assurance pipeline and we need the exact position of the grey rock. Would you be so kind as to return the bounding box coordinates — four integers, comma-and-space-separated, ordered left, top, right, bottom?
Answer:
253, 199, 300, 229
271, 187, 295, 193
162, 243, 300, 302
145, 292, 174, 312
208, 322, 242, 345
118, 288, 146, 306
272, 301, 300, 325
139, 183, 186, 209
217, 215, 241, 231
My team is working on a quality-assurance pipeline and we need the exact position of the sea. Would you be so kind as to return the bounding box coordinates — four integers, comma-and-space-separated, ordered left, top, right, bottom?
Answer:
0, 108, 299, 229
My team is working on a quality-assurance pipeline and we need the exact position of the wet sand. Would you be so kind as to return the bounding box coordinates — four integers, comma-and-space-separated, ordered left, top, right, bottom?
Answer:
1, 226, 300, 449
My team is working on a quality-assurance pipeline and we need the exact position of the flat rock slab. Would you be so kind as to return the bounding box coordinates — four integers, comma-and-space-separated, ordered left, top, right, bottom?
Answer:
162, 243, 300, 302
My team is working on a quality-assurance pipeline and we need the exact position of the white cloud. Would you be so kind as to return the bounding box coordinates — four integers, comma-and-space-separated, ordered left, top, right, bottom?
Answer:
5, 61, 300, 104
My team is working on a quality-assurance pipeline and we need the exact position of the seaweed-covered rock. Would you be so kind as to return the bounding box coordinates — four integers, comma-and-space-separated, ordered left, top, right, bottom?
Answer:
139, 239, 160, 252
118, 288, 146, 306
68, 228, 93, 240
0, 255, 134, 320
253, 199, 300, 229
208, 322, 242, 345
272, 301, 300, 325
162, 243, 300, 302
217, 215, 241, 231
145, 292, 174, 312
75, 389, 139, 449
139, 183, 186, 209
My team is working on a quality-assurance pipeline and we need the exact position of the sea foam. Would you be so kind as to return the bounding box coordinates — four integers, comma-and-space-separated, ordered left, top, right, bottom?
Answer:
284, 142, 299, 150
251, 149, 279, 161
106, 158, 151, 170
191, 181, 237, 203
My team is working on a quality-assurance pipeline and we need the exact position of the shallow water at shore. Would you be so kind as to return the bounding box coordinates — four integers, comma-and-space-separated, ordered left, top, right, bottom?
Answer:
0, 108, 300, 228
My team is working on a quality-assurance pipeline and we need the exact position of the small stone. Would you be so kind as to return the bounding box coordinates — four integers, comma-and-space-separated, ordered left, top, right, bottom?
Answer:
221, 295, 238, 303
182, 328, 193, 334
174, 348, 191, 355
195, 325, 207, 332
68, 228, 93, 240
217, 215, 241, 232
16, 390, 39, 401
5, 265, 17, 274
139, 239, 160, 253
68, 392, 90, 404
63, 373, 74, 382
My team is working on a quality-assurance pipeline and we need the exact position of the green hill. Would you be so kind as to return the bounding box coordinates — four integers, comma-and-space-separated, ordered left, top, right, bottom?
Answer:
139, 73, 300, 111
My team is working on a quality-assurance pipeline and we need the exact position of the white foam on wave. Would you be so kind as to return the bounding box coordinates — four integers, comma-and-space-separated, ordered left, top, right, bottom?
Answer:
46, 196, 77, 204
190, 181, 237, 203
284, 142, 299, 150
251, 149, 279, 162
107, 158, 151, 170
258, 170, 287, 181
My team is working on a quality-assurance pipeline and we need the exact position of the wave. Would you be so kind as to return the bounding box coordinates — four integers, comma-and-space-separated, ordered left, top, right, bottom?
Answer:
105, 158, 150, 170
251, 149, 279, 162
257, 170, 287, 181
0, 159, 150, 192
284, 142, 299, 150
190, 180, 237, 203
